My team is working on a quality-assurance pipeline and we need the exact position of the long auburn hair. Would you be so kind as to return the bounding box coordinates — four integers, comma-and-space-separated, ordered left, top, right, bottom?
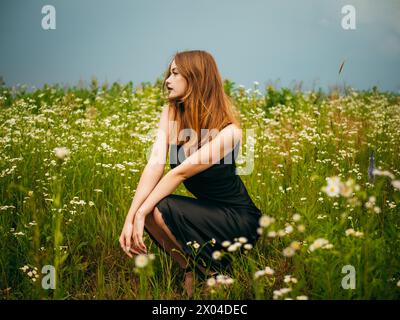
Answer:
162, 50, 241, 149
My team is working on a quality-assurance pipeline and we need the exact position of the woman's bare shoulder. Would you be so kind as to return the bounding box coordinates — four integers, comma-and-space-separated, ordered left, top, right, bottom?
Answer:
162, 105, 177, 145
221, 123, 242, 147
222, 123, 242, 135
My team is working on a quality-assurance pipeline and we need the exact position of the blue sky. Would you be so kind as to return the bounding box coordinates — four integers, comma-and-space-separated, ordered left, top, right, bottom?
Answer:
1, 0, 399, 93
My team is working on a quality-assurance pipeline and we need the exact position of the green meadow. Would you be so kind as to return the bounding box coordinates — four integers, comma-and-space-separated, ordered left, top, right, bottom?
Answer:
1, 78, 399, 299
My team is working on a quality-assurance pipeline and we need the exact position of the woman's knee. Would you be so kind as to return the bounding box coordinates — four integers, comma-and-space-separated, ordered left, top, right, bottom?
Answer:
153, 207, 165, 226
145, 206, 164, 228
144, 209, 157, 228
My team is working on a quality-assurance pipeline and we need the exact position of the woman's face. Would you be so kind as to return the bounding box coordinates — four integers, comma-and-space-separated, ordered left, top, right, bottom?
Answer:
166, 59, 187, 99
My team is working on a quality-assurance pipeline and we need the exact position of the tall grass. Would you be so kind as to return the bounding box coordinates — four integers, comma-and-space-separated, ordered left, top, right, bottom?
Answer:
0, 78, 399, 299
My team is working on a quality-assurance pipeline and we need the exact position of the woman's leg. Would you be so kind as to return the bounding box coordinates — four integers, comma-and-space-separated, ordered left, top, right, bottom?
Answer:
144, 207, 190, 268
145, 207, 217, 279
145, 207, 197, 297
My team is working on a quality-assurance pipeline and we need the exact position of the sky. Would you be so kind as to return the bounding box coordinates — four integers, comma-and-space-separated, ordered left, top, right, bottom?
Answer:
1, 0, 399, 93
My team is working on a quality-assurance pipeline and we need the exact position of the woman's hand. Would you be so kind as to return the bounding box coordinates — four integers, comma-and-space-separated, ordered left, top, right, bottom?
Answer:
131, 211, 147, 255
119, 220, 141, 258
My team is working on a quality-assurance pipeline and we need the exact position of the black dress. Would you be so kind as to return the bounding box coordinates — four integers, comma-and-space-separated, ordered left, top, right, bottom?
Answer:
148, 138, 262, 273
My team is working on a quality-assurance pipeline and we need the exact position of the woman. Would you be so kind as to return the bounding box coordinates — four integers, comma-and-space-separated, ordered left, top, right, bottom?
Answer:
119, 50, 261, 297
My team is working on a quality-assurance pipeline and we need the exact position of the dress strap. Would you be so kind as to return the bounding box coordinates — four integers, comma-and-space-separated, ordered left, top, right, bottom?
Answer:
222, 122, 232, 130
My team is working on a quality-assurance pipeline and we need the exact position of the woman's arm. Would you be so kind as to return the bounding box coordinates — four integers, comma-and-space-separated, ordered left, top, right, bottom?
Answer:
124, 163, 165, 224
120, 105, 171, 256
135, 124, 241, 218
130, 124, 241, 254
124, 105, 170, 224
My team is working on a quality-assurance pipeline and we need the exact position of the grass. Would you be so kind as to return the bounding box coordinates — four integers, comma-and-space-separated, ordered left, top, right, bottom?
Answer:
0, 78, 399, 299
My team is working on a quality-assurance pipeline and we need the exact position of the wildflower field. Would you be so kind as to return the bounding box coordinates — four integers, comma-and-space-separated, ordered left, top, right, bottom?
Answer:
1, 78, 399, 300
